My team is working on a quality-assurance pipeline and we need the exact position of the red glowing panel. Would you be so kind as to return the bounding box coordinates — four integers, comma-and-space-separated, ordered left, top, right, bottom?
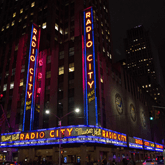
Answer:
39, 58, 43, 66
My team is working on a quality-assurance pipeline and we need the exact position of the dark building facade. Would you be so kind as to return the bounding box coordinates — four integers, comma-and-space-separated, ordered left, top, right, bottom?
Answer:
124, 25, 165, 106
0, 0, 163, 164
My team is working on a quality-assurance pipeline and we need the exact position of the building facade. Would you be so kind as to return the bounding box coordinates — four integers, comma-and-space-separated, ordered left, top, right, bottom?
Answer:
0, 0, 163, 164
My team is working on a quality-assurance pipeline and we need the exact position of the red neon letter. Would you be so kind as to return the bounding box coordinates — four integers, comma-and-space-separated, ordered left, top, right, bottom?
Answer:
25, 133, 30, 140
32, 35, 37, 41
31, 133, 35, 139
67, 128, 73, 136
87, 54, 93, 61
50, 130, 55, 138
86, 26, 91, 33
86, 19, 91, 26
86, 12, 91, 18
39, 132, 45, 138
118, 134, 121, 141
89, 63, 92, 70
30, 76, 33, 82
30, 55, 35, 62
20, 134, 24, 140
32, 41, 36, 47
102, 130, 105, 137
37, 88, 41, 94
32, 48, 35, 54
38, 73, 42, 79
88, 81, 94, 88
28, 83, 33, 90
39, 59, 43, 66
29, 68, 34, 74
86, 41, 93, 48
27, 92, 32, 98
88, 72, 93, 79
33, 28, 37, 35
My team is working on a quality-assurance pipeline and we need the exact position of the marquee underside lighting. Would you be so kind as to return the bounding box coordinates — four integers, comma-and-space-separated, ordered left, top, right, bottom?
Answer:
0, 125, 163, 152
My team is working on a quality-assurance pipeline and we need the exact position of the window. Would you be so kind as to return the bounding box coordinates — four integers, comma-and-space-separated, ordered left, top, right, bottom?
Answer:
6, 23, 10, 29
59, 51, 64, 59
20, 79, 23, 86
20, 8, 23, 14
24, 15, 28, 19
13, 12, 16, 17
1, 26, 4, 31
12, 68, 16, 76
46, 71, 51, 79
21, 65, 25, 72
10, 82, 14, 89
23, 25, 26, 29
47, 56, 51, 64
69, 47, 74, 56
59, 28, 63, 34
31, 2, 35, 7
19, 18, 22, 22
11, 21, 15, 26
42, 22, 47, 29
59, 66, 64, 75
3, 84, 7, 91
69, 63, 74, 72
55, 23, 58, 31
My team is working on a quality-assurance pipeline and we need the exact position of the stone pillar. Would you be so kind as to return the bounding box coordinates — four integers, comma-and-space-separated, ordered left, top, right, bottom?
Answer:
29, 148, 35, 162
53, 147, 59, 165
80, 145, 87, 165
94, 147, 100, 162
6, 150, 12, 161
18, 149, 24, 162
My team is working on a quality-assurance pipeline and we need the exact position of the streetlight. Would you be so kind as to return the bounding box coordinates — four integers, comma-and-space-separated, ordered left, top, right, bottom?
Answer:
45, 108, 80, 165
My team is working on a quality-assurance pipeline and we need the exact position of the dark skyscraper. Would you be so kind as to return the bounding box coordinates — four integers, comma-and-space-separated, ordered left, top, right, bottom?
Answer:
124, 25, 165, 105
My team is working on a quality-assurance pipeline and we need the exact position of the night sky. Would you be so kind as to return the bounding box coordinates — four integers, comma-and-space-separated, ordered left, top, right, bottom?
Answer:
109, 0, 165, 68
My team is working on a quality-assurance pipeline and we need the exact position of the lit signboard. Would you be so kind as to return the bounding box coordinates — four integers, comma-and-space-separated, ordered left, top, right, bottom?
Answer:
128, 136, 143, 149
155, 143, 163, 152
143, 139, 155, 151
23, 24, 41, 131
0, 125, 127, 148
83, 7, 98, 125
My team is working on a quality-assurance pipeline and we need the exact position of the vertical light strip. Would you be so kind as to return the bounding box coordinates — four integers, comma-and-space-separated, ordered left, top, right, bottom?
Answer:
82, 34, 86, 124
91, 7, 98, 126
22, 25, 34, 131
30, 49, 37, 130
83, 11, 88, 125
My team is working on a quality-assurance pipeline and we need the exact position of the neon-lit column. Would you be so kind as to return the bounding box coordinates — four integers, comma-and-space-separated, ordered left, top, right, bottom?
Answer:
83, 7, 98, 126
22, 24, 41, 131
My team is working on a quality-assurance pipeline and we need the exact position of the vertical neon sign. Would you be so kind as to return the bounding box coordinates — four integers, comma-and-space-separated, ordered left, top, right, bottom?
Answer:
23, 24, 41, 131
83, 7, 98, 126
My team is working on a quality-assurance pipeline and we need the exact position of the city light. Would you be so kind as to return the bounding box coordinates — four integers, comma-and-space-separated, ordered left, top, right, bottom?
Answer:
150, 117, 153, 120
75, 108, 80, 113
45, 110, 50, 114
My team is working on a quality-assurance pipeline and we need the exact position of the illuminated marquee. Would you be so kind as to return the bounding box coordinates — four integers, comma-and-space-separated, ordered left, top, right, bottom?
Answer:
143, 139, 155, 151
83, 7, 98, 125
23, 24, 41, 131
128, 136, 143, 149
0, 125, 127, 147
155, 143, 163, 152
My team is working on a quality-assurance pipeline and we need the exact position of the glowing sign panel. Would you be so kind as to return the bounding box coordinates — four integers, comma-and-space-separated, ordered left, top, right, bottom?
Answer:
143, 139, 155, 151
83, 7, 98, 125
128, 136, 143, 149
155, 143, 163, 152
0, 125, 127, 147
23, 24, 41, 131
